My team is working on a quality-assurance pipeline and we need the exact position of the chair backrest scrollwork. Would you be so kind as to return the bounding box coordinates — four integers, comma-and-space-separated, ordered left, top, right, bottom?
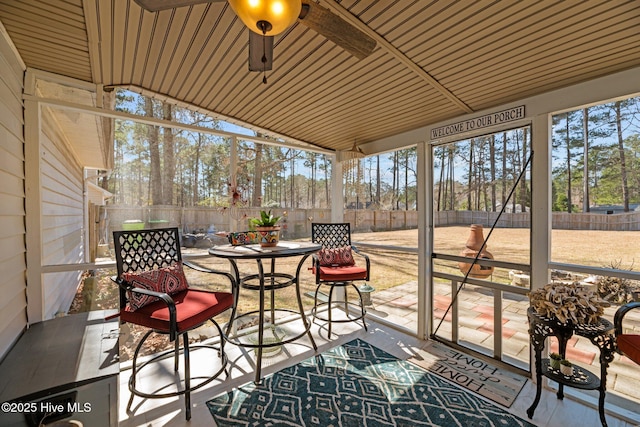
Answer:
112, 227, 183, 309
311, 223, 352, 249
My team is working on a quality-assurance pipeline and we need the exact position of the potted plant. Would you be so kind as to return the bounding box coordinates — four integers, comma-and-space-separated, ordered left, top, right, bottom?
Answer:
549, 352, 562, 370
560, 359, 573, 377
249, 210, 282, 247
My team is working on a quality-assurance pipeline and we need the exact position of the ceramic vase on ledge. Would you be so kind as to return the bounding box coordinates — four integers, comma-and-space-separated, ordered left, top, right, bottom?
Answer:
458, 224, 494, 278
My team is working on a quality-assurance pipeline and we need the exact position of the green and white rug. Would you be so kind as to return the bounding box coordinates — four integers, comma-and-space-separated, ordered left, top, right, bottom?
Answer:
207, 339, 535, 426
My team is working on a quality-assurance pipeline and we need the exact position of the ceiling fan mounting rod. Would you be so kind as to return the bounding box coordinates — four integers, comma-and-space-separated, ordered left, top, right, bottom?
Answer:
257, 20, 271, 85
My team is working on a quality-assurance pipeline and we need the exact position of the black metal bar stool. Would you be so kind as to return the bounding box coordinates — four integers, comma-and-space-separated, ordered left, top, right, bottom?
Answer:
112, 227, 237, 420
310, 223, 370, 337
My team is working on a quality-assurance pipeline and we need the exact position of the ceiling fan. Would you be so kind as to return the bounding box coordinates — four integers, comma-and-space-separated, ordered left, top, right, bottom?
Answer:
134, 0, 376, 82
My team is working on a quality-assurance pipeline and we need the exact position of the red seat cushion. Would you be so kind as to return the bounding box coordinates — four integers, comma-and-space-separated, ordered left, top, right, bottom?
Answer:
121, 289, 234, 334
618, 334, 640, 364
316, 265, 367, 282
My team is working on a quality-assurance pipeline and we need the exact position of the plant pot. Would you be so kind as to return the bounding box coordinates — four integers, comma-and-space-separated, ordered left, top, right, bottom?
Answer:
458, 224, 494, 278
255, 226, 281, 247
560, 363, 573, 376
550, 357, 561, 370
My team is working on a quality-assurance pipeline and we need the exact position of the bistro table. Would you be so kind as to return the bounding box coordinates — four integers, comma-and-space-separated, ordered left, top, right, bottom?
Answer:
209, 241, 321, 383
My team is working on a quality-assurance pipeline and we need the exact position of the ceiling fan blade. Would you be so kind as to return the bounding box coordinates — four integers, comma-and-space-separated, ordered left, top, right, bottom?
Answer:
299, 0, 376, 60
249, 31, 274, 72
134, 0, 224, 12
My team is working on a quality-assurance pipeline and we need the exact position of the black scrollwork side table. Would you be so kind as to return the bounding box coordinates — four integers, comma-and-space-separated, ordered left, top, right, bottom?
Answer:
526, 307, 616, 427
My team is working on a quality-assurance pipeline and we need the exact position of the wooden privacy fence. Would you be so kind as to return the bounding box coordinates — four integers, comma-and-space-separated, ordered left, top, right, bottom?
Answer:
103, 206, 640, 242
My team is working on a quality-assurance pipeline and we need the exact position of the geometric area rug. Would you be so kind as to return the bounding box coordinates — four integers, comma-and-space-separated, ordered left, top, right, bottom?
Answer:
207, 339, 535, 426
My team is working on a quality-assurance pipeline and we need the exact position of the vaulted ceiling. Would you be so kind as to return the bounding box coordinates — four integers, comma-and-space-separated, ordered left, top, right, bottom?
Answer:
1, 0, 639, 153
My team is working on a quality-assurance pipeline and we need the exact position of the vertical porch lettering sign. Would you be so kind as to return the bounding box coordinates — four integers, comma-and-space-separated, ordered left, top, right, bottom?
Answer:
430, 105, 525, 140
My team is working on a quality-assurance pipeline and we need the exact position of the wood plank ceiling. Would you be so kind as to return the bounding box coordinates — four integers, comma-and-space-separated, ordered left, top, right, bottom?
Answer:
0, 0, 639, 153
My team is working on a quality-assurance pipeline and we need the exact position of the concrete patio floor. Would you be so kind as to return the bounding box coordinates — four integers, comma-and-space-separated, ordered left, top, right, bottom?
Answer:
117, 312, 640, 427
368, 280, 640, 418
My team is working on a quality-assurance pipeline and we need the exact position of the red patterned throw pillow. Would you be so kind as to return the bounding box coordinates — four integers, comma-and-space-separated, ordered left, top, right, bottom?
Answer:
318, 246, 355, 267
122, 262, 189, 311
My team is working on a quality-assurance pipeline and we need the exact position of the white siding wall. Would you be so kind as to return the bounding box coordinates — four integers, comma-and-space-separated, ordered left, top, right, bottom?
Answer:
0, 26, 26, 359
40, 112, 85, 319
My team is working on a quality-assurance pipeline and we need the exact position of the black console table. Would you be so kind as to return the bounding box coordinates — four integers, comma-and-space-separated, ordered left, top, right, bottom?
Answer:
526, 307, 616, 427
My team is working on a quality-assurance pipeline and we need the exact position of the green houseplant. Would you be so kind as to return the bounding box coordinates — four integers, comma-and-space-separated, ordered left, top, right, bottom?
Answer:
549, 352, 562, 370
249, 210, 281, 228
249, 210, 282, 247
560, 358, 573, 376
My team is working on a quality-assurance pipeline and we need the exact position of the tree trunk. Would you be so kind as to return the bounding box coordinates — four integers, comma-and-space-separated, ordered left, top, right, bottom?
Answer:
392, 151, 398, 210
193, 133, 203, 206
146, 98, 162, 205
290, 154, 295, 208
437, 148, 445, 211
513, 131, 521, 213
520, 129, 528, 210
615, 101, 630, 212
501, 132, 507, 207
253, 144, 263, 207
467, 140, 473, 210
566, 113, 573, 213
324, 156, 330, 206
448, 147, 455, 210
376, 155, 381, 207
583, 108, 590, 212
404, 150, 409, 210
162, 104, 175, 205
490, 135, 496, 211
310, 153, 316, 207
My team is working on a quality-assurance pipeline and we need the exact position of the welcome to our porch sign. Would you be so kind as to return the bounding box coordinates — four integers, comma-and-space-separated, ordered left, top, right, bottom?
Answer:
430, 105, 525, 140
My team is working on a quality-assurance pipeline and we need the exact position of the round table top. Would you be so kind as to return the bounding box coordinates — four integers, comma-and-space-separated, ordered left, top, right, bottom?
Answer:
527, 307, 614, 337
208, 241, 322, 259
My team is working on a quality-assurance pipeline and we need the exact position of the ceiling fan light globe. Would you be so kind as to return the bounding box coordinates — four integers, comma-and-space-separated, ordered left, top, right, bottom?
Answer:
229, 0, 301, 35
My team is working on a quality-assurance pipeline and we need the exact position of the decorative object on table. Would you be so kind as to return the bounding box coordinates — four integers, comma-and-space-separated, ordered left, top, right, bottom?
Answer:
207, 339, 535, 427
560, 359, 573, 376
458, 224, 494, 278
227, 231, 260, 246
549, 352, 562, 370
249, 210, 281, 247
528, 282, 609, 324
